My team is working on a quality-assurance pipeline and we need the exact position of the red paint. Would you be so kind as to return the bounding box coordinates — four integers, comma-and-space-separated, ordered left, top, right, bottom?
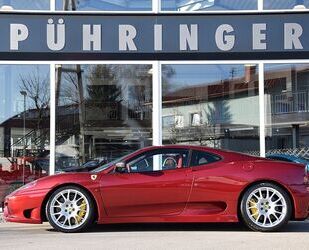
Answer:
4, 145, 309, 225
0, 156, 49, 204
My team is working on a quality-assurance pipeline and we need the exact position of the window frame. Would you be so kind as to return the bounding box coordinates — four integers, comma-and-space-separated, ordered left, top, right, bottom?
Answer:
174, 114, 184, 128
190, 112, 202, 127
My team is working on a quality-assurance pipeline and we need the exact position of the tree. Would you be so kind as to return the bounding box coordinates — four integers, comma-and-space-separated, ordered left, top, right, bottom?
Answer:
86, 65, 122, 103
19, 67, 50, 150
162, 65, 176, 94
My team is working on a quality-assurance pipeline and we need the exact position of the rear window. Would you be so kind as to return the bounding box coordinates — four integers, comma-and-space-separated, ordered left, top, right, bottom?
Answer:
190, 150, 221, 167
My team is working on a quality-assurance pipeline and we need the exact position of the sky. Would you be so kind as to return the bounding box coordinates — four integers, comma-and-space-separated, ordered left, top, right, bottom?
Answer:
0, 65, 50, 124
165, 64, 246, 91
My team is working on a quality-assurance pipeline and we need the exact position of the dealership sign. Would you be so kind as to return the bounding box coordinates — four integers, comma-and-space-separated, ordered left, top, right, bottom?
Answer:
1, 12, 309, 60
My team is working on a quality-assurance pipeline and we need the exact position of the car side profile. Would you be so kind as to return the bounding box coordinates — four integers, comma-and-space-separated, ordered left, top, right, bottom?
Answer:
3, 145, 309, 233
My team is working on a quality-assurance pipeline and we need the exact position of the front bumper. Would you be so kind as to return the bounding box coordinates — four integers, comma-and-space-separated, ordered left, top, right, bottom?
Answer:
4, 189, 50, 224
290, 184, 309, 220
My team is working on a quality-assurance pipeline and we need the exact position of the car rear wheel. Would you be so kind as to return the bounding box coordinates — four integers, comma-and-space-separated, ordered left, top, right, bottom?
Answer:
240, 183, 292, 232
46, 186, 95, 233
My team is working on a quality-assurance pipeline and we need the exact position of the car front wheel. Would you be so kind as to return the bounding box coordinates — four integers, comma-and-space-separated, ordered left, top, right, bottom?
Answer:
46, 185, 95, 233
240, 182, 292, 232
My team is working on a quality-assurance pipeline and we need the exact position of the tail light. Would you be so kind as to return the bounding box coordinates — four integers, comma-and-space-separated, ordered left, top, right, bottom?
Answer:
304, 164, 309, 184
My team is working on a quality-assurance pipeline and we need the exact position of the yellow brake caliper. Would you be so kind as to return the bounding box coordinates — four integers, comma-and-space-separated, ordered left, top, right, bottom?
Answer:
249, 199, 259, 219
76, 200, 87, 223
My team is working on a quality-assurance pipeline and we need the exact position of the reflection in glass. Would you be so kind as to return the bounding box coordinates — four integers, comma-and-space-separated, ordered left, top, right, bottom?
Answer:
264, 0, 308, 9
56, 64, 152, 170
162, 0, 257, 11
0, 65, 50, 206
265, 64, 309, 156
56, 0, 152, 11
0, 0, 49, 10
162, 64, 259, 154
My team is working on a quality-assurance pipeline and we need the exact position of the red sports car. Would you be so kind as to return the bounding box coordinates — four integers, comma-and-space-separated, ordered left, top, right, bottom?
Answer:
3, 145, 309, 233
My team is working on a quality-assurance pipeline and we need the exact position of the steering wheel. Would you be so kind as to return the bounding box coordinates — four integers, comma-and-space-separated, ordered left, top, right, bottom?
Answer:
162, 157, 177, 169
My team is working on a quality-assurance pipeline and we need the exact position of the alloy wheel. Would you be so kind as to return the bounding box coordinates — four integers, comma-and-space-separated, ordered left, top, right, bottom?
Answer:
49, 189, 90, 230
245, 186, 287, 228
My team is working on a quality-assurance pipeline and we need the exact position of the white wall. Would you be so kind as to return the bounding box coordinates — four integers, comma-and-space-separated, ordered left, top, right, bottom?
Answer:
163, 94, 260, 128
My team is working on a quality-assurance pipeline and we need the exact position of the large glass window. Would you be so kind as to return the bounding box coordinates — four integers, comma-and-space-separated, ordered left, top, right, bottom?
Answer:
55, 64, 152, 171
0, 0, 50, 10
265, 64, 309, 155
264, 0, 308, 9
0, 65, 50, 206
162, 0, 258, 11
56, 0, 152, 11
162, 64, 259, 154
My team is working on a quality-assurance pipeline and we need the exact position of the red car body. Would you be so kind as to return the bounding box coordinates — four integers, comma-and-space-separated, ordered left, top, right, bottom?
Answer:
0, 156, 48, 207
3, 145, 309, 225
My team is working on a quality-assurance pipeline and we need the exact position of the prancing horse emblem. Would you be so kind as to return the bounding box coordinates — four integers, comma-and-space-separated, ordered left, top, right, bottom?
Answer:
91, 175, 97, 181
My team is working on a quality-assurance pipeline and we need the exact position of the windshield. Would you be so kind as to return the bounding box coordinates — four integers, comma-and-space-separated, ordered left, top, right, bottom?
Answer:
91, 153, 132, 173
83, 160, 99, 168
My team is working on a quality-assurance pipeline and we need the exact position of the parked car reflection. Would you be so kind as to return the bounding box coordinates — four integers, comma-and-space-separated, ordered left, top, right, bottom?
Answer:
60, 157, 108, 173
266, 153, 309, 173
266, 153, 309, 165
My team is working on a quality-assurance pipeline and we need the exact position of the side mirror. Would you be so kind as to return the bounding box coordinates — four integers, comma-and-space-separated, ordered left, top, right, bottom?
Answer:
115, 162, 127, 173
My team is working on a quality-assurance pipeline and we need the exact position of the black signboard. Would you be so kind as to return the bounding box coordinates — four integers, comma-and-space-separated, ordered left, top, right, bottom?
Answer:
0, 11, 309, 60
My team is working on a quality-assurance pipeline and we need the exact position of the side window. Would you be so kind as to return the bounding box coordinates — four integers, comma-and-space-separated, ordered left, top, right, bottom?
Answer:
190, 150, 221, 167
126, 149, 189, 173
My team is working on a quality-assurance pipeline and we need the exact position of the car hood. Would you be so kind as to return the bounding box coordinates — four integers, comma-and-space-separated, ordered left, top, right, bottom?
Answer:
12, 172, 100, 196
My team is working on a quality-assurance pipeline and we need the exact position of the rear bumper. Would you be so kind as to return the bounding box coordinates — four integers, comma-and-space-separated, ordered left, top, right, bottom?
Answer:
3, 189, 50, 224
290, 184, 309, 220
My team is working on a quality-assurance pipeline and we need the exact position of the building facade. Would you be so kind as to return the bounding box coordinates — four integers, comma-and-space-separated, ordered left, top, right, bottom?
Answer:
1, 0, 309, 205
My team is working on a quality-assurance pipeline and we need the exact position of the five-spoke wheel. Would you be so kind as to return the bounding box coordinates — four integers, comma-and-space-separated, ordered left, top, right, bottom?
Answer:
240, 183, 291, 232
46, 186, 95, 233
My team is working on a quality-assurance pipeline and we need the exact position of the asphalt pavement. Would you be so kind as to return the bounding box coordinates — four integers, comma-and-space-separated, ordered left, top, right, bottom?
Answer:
1, 221, 309, 250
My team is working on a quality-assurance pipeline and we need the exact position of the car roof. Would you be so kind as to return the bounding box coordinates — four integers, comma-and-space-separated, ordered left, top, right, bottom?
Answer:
138, 145, 260, 161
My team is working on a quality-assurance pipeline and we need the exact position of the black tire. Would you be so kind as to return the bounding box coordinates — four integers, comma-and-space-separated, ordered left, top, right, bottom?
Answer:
240, 182, 292, 232
46, 185, 95, 233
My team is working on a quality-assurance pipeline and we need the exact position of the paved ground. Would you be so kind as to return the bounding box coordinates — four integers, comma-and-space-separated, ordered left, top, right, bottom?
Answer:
1, 221, 309, 250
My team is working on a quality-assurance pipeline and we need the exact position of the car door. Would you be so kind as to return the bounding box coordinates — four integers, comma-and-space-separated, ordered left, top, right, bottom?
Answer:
100, 148, 193, 217
185, 150, 228, 214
